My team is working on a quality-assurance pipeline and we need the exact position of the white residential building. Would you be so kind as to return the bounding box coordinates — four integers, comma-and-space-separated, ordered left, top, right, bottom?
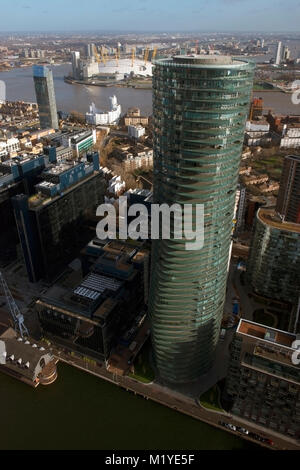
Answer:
86, 96, 121, 126
0, 137, 20, 159
128, 125, 146, 139
122, 149, 153, 172
245, 121, 271, 147
108, 175, 126, 195
280, 126, 300, 148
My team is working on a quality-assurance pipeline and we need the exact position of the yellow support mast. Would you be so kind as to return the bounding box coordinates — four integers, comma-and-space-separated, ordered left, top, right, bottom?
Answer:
93, 45, 101, 64
152, 47, 158, 61
144, 47, 150, 65
131, 47, 135, 68
101, 46, 106, 66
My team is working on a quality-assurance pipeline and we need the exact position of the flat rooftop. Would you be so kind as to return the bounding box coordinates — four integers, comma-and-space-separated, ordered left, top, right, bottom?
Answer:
38, 268, 124, 322
238, 319, 297, 349
44, 161, 76, 176
0, 154, 43, 167
173, 54, 235, 65
258, 208, 300, 234
154, 54, 253, 69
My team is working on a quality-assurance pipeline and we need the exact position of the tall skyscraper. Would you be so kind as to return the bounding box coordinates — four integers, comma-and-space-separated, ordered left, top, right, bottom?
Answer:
276, 155, 300, 223
86, 43, 95, 57
71, 51, 81, 80
275, 41, 282, 65
283, 45, 291, 61
149, 55, 255, 383
71, 51, 81, 79
33, 65, 59, 130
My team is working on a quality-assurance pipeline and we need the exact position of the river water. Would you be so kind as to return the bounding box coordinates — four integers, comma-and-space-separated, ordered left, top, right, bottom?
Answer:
0, 63, 299, 116
0, 64, 153, 116
0, 362, 253, 450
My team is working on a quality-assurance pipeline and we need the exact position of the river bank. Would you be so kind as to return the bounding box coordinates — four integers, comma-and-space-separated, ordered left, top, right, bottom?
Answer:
64, 75, 152, 90
0, 360, 254, 450
1, 64, 298, 116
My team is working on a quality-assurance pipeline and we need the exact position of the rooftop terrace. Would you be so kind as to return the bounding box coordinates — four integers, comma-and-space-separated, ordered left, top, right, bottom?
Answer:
238, 319, 298, 350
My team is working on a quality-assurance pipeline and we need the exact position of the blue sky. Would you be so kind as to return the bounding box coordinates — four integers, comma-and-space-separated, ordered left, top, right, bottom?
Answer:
1, 0, 300, 32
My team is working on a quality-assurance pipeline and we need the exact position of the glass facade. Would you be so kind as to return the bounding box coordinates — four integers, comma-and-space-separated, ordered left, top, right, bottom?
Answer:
247, 208, 300, 304
33, 66, 59, 130
149, 55, 255, 383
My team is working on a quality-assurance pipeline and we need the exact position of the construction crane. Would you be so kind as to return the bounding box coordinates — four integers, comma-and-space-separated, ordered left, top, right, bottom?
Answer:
152, 47, 158, 61
0, 272, 29, 338
115, 52, 119, 67
144, 47, 150, 65
131, 47, 136, 68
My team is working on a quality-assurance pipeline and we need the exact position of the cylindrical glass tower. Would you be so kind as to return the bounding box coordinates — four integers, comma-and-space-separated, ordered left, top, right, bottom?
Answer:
149, 55, 255, 383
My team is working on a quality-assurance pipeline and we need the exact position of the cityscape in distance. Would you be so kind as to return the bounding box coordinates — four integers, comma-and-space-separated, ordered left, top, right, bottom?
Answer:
0, 0, 300, 457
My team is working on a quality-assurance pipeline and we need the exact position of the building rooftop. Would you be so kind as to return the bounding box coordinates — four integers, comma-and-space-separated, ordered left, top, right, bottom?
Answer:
0, 327, 52, 381
285, 154, 300, 163
238, 319, 297, 349
154, 55, 254, 69
258, 208, 300, 234
38, 268, 124, 322
44, 161, 76, 176
0, 153, 43, 168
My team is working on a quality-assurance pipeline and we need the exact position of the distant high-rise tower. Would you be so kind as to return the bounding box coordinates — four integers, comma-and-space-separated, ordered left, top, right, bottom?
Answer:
86, 43, 95, 58
149, 55, 255, 383
283, 46, 291, 61
33, 65, 58, 130
71, 51, 81, 80
275, 41, 282, 65
276, 155, 300, 224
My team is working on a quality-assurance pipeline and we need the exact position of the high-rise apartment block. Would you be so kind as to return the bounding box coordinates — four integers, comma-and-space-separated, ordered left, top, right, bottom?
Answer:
225, 319, 300, 440
248, 154, 300, 311
33, 66, 59, 130
275, 41, 282, 65
276, 155, 300, 224
71, 51, 81, 80
149, 55, 255, 383
0, 154, 47, 264
247, 207, 300, 307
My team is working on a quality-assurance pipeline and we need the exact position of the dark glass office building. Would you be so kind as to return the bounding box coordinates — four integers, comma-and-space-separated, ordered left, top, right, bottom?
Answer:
33, 65, 59, 130
149, 55, 255, 383
276, 155, 300, 224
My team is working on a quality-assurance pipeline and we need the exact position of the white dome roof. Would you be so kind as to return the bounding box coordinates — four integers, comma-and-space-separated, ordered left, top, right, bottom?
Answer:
98, 58, 153, 78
